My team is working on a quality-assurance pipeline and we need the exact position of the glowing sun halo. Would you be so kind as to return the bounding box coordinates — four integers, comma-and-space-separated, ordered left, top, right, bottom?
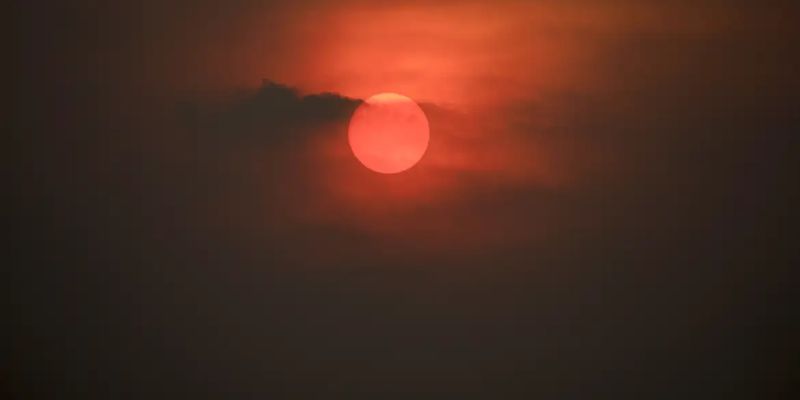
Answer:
348, 93, 430, 174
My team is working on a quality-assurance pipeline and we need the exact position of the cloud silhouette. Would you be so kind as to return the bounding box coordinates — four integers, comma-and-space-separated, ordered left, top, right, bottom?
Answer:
208, 80, 360, 143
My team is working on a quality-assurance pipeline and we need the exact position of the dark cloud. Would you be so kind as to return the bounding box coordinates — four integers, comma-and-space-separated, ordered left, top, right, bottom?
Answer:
200, 80, 360, 144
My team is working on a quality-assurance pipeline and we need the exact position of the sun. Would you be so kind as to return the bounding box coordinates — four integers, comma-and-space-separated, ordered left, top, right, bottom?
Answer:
347, 93, 430, 174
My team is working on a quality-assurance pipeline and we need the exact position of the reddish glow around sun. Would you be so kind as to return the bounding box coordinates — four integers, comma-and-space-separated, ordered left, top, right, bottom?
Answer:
348, 93, 430, 174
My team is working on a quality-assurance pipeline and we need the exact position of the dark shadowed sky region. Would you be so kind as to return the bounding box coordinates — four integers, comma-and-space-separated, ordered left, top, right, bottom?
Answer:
10, 1, 800, 399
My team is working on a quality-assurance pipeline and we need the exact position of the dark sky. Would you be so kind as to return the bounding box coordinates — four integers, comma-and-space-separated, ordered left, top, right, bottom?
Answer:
10, 1, 800, 398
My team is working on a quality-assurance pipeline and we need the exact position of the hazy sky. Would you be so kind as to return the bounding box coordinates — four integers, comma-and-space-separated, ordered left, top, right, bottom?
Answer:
11, 1, 799, 398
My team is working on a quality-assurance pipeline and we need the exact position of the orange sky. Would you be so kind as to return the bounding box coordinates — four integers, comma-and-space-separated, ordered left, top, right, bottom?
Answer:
208, 1, 753, 106
154, 0, 788, 251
